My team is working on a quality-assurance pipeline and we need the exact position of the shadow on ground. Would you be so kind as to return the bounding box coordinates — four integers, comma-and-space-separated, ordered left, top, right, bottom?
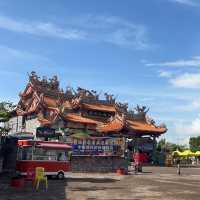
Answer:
67, 177, 119, 183
71, 186, 122, 192
0, 174, 68, 200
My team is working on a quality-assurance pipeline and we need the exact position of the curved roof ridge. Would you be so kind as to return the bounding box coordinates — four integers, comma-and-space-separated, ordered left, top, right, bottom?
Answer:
97, 113, 125, 133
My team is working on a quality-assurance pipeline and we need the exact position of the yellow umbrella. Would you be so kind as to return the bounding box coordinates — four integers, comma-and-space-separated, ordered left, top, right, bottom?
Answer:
172, 150, 182, 157
180, 150, 194, 157
172, 150, 195, 157
194, 151, 200, 156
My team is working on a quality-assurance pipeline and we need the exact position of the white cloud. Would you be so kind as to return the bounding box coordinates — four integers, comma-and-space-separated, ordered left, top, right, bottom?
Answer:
0, 15, 150, 50
146, 56, 200, 67
169, 115, 200, 145
170, 73, 200, 89
159, 70, 172, 78
168, 0, 199, 6
175, 99, 200, 112
0, 15, 86, 40
0, 45, 52, 75
0, 45, 52, 72
174, 115, 200, 144
98, 16, 149, 49
68, 15, 151, 49
0, 45, 47, 61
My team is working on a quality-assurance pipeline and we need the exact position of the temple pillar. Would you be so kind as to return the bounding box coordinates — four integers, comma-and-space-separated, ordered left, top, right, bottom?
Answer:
152, 136, 157, 164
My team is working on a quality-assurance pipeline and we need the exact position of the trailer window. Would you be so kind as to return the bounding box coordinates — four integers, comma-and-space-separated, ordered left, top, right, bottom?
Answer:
32, 148, 56, 161
18, 147, 68, 161
57, 151, 68, 161
17, 147, 32, 160
33, 149, 68, 161
17, 147, 23, 160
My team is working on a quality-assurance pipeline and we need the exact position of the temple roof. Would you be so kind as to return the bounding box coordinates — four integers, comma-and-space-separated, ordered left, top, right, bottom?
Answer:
63, 101, 73, 109
96, 116, 166, 134
16, 72, 167, 136
38, 117, 52, 126
43, 96, 58, 108
82, 103, 116, 112
19, 84, 33, 98
97, 115, 124, 133
64, 113, 100, 125
126, 120, 167, 134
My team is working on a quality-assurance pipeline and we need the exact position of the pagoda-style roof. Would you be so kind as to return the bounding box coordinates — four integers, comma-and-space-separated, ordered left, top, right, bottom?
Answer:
97, 114, 124, 133
16, 72, 167, 136
64, 113, 101, 125
43, 96, 58, 108
38, 116, 52, 126
96, 114, 166, 135
126, 120, 166, 134
82, 103, 116, 113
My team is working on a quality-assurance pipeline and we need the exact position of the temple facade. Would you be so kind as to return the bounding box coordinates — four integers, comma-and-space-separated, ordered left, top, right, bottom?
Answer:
7, 72, 167, 140
5, 72, 167, 169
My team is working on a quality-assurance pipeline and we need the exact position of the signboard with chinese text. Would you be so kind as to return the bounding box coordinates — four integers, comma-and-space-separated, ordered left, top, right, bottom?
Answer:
36, 127, 56, 138
72, 144, 119, 155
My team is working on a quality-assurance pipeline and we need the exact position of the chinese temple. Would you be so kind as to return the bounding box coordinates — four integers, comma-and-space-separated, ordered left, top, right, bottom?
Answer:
7, 72, 167, 171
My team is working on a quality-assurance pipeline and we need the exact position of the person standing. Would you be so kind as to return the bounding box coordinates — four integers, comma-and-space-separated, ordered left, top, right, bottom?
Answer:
177, 158, 181, 175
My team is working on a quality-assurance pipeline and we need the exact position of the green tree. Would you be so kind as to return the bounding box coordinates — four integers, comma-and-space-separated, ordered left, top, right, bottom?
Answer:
157, 139, 186, 152
0, 101, 16, 135
189, 136, 200, 152
169, 143, 186, 152
157, 138, 166, 152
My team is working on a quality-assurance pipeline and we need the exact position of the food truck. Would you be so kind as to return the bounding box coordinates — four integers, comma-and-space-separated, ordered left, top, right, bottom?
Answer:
16, 140, 71, 179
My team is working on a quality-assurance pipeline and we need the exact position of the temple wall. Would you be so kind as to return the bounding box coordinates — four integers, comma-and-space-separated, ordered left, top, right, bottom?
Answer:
52, 120, 64, 130
67, 122, 85, 129
86, 124, 96, 130
6, 116, 23, 134
25, 118, 40, 135
71, 156, 128, 172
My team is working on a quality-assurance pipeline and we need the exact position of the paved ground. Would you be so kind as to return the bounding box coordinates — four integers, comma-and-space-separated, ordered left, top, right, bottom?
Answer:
0, 167, 200, 200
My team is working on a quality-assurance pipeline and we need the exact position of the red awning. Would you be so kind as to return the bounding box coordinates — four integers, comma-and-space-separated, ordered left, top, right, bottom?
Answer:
36, 143, 71, 149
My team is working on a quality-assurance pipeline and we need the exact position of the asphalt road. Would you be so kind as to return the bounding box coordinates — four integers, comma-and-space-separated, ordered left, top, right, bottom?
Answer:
0, 167, 199, 200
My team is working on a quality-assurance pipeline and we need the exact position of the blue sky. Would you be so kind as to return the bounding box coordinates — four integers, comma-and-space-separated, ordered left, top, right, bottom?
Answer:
0, 0, 200, 144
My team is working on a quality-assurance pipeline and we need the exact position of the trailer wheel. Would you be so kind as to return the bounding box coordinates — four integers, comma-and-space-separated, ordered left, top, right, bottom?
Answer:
57, 171, 64, 180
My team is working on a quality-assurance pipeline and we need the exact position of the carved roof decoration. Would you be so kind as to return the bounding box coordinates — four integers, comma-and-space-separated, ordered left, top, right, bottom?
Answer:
17, 72, 167, 135
97, 113, 125, 133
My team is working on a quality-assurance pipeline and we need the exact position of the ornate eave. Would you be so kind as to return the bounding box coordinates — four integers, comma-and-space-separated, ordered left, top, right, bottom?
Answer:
16, 71, 167, 136
96, 114, 125, 133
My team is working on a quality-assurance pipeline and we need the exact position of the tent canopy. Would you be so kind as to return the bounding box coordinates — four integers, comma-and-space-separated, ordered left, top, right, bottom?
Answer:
172, 150, 199, 157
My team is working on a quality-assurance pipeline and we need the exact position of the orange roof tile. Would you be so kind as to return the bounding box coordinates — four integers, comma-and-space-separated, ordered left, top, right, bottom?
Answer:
26, 98, 40, 113
43, 96, 58, 108
127, 120, 166, 134
47, 106, 59, 111
71, 97, 81, 109
64, 113, 100, 124
97, 116, 124, 132
38, 117, 52, 126
16, 108, 26, 116
82, 103, 116, 112
63, 101, 72, 109
20, 85, 33, 98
